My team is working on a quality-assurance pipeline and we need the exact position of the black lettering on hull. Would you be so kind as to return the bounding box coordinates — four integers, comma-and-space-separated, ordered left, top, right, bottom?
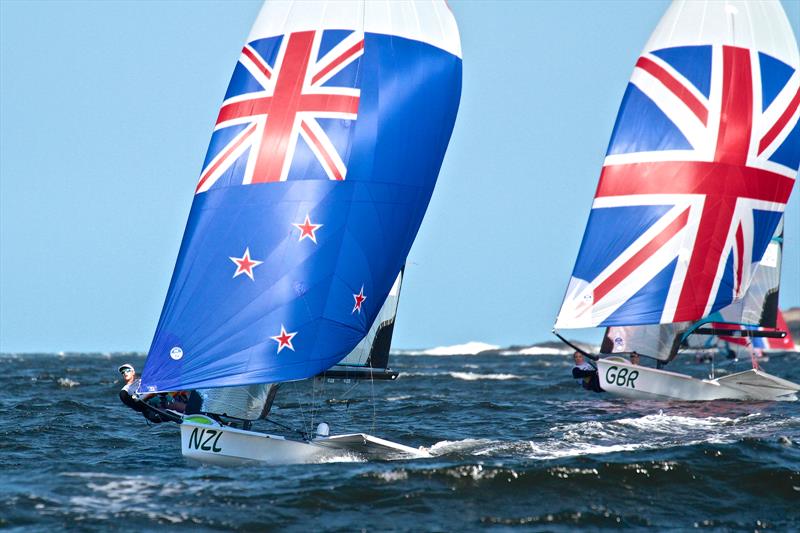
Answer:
605, 365, 639, 389
188, 427, 223, 453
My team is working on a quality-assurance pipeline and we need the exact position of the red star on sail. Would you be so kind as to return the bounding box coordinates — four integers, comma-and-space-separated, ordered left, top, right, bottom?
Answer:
229, 247, 263, 280
292, 214, 323, 243
271, 324, 297, 353
352, 286, 366, 313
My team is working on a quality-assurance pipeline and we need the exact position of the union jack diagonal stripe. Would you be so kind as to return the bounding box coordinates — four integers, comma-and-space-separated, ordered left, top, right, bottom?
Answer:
196, 30, 364, 193
564, 44, 799, 327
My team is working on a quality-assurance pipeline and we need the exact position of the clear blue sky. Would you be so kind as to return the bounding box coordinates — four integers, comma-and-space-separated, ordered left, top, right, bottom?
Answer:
1, 0, 798, 353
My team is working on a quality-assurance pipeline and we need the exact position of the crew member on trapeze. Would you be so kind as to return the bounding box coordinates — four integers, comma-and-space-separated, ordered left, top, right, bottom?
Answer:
571, 351, 604, 393
117, 363, 188, 422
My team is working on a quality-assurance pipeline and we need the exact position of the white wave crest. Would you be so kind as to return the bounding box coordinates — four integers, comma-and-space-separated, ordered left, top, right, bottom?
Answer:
499, 346, 572, 356
420, 411, 796, 462
397, 371, 448, 378
449, 372, 521, 381
313, 452, 365, 464
386, 395, 412, 402
374, 469, 409, 482
401, 341, 499, 356
525, 411, 786, 460
426, 438, 494, 455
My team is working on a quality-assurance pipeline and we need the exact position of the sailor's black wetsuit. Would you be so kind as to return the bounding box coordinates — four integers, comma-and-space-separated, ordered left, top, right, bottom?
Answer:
119, 379, 171, 423
573, 363, 604, 393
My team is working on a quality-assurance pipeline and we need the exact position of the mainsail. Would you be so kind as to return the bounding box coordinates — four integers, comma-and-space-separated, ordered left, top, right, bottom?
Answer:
193, 383, 279, 420
556, 0, 799, 331
139, 1, 462, 394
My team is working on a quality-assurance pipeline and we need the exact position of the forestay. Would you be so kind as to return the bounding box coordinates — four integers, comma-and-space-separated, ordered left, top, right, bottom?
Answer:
139, 1, 462, 393
556, 0, 799, 330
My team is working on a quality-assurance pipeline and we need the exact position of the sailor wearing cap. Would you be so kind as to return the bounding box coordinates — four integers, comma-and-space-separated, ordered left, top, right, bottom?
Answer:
117, 364, 188, 423
118, 363, 146, 413
118, 363, 139, 394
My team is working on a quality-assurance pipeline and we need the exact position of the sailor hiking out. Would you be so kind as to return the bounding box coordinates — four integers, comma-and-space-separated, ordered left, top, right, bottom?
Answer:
571, 352, 604, 393
117, 364, 187, 423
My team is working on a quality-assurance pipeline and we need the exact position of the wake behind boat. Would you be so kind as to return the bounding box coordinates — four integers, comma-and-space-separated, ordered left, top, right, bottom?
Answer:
128, 0, 463, 465
554, 0, 800, 401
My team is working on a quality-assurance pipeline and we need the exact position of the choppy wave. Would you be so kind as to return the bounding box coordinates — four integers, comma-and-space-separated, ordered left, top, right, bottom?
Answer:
3, 351, 799, 531
426, 439, 495, 456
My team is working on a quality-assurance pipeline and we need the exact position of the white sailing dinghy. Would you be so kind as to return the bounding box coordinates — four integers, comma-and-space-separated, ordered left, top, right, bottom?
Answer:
596, 221, 799, 401
136, 0, 462, 464
554, 0, 800, 401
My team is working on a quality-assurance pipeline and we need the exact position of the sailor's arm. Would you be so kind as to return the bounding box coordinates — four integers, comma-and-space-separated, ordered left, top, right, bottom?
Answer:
572, 367, 596, 379
119, 389, 146, 413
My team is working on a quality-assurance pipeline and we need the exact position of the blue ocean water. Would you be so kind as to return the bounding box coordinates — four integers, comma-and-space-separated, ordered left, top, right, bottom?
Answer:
1, 350, 799, 531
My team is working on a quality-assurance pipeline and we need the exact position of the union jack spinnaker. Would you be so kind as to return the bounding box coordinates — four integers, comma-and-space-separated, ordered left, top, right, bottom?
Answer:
140, 1, 462, 393
556, 0, 799, 330
600, 221, 789, 362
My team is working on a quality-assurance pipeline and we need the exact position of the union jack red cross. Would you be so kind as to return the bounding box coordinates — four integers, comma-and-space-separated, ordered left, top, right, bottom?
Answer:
196, 30, 364, 193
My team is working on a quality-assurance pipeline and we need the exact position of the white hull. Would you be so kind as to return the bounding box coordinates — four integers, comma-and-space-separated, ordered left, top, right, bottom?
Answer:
597, 357, 799, 401
180, 416, 429, 466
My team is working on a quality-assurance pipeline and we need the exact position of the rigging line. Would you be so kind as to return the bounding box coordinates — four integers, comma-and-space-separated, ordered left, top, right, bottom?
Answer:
290, 380, 310, 438
303, 379, 314, 437
339, 378, 361, 400
553, 330, 599, 361
311, 374, 318, 434
264, 417, 309, 440
369, 365, 376, 435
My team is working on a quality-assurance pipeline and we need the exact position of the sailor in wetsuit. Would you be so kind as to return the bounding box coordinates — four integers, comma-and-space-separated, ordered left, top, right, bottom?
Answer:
572, 351, 603, 393
117, 363, 185, 423
118, 364, 142, 409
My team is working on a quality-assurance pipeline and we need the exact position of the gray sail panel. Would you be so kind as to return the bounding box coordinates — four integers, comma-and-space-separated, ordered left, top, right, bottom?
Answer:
601, 323, 690, 362
195, 383, 278, 420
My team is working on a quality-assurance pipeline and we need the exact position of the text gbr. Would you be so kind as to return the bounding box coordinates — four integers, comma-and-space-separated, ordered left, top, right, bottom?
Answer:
188, 427, 223, 453
605, 365, 639, 389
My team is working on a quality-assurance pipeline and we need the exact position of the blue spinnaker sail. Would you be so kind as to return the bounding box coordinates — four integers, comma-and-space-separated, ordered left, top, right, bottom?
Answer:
140, 1, 462, 393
